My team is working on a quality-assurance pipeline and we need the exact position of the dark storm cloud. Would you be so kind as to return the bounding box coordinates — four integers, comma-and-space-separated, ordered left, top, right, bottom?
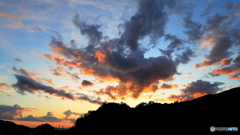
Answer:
168, 80, 224, 101
159, 49, 174, 59
120, 0, 177, 51
182, 80, 224, 95
182, 14, 203, 41
39, 0, 190, 100
0, 104, 36, 119
203, 14, 228, 31
176, 47, 195, 64
43, 0, 240, 99
44, 30, 179, 100
164, 34, 185, 50
73, 14, 102, 45
82, 80, 94, 87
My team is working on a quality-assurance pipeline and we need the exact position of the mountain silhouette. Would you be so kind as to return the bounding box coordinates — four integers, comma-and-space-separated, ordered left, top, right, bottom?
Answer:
67, 87, 240, 135
0, 120, 56, 135
0, 87, 239, 134
0, 120, 31, 135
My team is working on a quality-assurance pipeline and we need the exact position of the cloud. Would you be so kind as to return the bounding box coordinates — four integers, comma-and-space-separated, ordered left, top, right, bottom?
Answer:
39, 0, 240, 101
41, 1, 188, 100
8, 21, 24, 28
229, 73, 240, 80
82, 80, 94, 87
42, 78, 55, 85
176, 47, 195, 64
182, 14, 203, 41
0, 91, 12, 97
11, 66, 18, 72
66, 71, 80, 81
0, 9, 23, 19
194, 13, 240, 69
0, 104, 36, 119
52, 67, 65, 72
18, 112, 61, 122
119, 0, 177, 51
73, 14, 102, 45
12, 74, 103, 104
0, 83, 8, 87
12, 74, 75, 99
29, 27, 43, 33
160, 83, 179, 90
63, 110, 80, 118
168, 80, 224, 101
63, 110, 85, 123
49, 66, 80, 81
210, 55, 240, 75
13, 57, 23, 62
220, 58, 232, 66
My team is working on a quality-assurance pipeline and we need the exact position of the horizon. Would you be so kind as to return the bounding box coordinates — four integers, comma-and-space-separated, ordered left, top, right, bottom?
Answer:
1, 0, 240, 128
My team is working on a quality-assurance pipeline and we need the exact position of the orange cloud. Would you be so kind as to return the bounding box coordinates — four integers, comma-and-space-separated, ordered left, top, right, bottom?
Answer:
41, 54, 81, 68
58, 86, 70, 89
96, 76, 120, 83
94, 50, 106, 62
0, 83, 8, 87
0, 10, 23, 19
167, 94, 187, 102
53, 67, 65, 72
42, 78, 55, 85
220, 58, 232, 66
52, 72, 66, 77
211, 68, 240, 75
194, 57, 218, 69
229, 74, 240, 80
191, 92, 207, 98
210, 55, 240, 75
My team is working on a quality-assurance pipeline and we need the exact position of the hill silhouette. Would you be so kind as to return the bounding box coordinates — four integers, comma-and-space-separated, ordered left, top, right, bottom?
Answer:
0, 87, 239, 134
0, 120, 57, 135
66, 87, 240, 135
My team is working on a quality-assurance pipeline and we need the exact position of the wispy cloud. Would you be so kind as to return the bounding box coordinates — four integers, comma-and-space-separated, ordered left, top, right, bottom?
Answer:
0, 9, 23, 20
12, 74, 103, 104
13, 57, 24, 62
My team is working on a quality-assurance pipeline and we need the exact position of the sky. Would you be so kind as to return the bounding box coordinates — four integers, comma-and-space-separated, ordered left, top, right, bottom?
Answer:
0, 0, 240, 128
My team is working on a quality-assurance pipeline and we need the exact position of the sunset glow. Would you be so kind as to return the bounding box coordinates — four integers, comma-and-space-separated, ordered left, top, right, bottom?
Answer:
0, 0, 240, 128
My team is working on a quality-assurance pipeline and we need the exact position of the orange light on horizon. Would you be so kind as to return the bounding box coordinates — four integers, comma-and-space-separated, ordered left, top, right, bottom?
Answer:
2, 119, 75, 128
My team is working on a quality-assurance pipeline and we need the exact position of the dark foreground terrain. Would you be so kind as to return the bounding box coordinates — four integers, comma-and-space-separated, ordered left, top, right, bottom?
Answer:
1, 87, 239, 135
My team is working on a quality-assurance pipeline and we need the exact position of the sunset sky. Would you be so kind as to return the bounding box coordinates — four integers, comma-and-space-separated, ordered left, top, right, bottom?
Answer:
0, 0, 240, 128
